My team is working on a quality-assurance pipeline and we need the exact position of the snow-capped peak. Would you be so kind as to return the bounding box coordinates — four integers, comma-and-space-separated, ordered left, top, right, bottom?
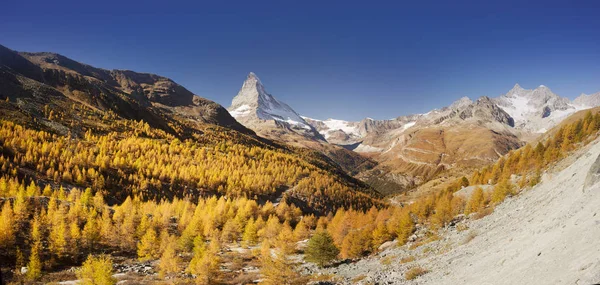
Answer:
228, 72, 312, 130
494, 83, 582, 132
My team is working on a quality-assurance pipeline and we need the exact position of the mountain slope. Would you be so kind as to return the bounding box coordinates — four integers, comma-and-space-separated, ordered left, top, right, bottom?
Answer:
0, 44, 382, 213
355, 96, 523, 195
0, 45, 252, 135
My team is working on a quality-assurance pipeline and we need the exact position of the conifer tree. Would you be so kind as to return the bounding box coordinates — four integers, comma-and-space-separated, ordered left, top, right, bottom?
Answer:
305, 230, 339, 267
241, 218, 258, 247
0, 202, 15, 249
158, 239, 180, 278
26, 242, 42, 281
396, 211, 414, 245
77, 255, 116, 285
465, 186, 485, 215
138, 228, 160, 261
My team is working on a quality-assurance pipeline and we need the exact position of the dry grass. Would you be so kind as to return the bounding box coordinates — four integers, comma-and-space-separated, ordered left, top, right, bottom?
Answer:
456, 223, 469, 232
400, 256, 416, 264
380, 255, 395, 266
405, 266, 429, 280
475, 207, 494, 219
351, 274, 367, 283
461, 230, 478, 245
409, 232, 440, 250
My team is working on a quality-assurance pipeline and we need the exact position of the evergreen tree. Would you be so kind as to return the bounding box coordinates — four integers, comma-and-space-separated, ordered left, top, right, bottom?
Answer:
305, 231, 339, 267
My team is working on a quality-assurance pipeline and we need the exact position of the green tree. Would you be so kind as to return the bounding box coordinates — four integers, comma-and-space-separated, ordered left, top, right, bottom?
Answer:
305, 231, 339, 267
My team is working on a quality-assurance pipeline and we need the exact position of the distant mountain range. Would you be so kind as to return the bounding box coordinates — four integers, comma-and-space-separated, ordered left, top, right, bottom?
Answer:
226, 72, 600, 194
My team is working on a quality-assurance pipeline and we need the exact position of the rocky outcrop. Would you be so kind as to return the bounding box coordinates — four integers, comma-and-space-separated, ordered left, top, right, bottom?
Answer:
0, 44, 252, 134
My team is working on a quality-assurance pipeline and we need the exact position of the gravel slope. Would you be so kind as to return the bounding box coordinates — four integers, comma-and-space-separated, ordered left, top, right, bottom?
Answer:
319, 137, 600, 285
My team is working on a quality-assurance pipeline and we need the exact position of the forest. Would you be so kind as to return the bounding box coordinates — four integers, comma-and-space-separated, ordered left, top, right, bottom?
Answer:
1, 106, 599, 284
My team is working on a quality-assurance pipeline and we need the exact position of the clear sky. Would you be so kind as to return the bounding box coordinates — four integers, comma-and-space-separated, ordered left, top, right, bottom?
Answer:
1, 0, 599, 121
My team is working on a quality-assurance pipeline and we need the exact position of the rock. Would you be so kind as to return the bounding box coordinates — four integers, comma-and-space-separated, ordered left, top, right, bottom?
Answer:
584, 154, 600, 190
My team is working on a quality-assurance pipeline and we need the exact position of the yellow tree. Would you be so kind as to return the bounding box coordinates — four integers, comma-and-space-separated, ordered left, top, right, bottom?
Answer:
259, 242, 306, 285
26, 241, 43, 281
137, 228, 160, 261
158, 237, 180, 278
188, 237, 221, 285
396, 211, 414, 245
465, 187, 485, 215
241, 218, 258, 247
77, 255, 116, 285
0, 202, 15, 249
371, 221, 391, 249
49, 215, 68, 258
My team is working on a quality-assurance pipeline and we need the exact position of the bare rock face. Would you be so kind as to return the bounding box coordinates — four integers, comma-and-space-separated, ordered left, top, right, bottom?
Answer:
574, 92, 600, 108
584, 153, 600, 190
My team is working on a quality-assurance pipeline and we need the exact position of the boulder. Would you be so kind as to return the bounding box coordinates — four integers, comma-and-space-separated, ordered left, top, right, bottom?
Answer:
584, 154, 600, 190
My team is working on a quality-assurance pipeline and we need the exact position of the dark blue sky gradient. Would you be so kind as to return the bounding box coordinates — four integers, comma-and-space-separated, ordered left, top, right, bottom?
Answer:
1, 0, 599, 120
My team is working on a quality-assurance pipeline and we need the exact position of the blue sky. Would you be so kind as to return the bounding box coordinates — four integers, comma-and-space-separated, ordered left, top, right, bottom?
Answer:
1, 0, 599, 121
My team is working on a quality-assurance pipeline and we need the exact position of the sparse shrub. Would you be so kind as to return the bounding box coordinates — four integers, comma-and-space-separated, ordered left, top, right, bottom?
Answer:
456, 223, 469, 232
461, 230, 477, 245
405, 266, 428, 280
400, 256, 416, 264
380, 256, 394, 266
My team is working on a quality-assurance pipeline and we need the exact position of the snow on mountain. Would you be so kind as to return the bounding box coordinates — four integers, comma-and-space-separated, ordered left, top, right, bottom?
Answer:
573, 92, 600, 108
493, 84, 586, 132
228, 72, 312, 130
301, 117, 362, 142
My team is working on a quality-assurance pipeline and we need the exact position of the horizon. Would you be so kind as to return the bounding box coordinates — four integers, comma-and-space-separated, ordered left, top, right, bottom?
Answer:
2, 0, 599, 121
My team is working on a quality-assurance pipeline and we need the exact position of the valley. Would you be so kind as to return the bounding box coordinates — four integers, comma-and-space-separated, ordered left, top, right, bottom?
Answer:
0, 42, 599, 285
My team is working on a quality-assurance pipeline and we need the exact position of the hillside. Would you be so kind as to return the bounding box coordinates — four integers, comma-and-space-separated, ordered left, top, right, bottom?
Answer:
315, 125, 600, 284
0, 44, 382, 214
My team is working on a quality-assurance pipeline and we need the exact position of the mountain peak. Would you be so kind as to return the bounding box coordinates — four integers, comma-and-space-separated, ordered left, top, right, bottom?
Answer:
450, 96, 473, 109
508, 83, 526, 95
228, 73, 313, 131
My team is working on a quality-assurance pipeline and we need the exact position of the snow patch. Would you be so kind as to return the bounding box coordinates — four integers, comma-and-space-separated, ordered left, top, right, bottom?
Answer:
354, 144, 383, 153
